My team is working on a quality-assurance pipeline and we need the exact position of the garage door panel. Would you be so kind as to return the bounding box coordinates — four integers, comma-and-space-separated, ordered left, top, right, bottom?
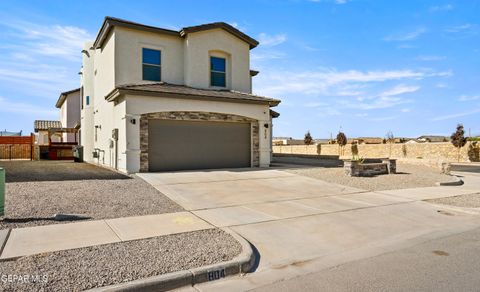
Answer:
149, 120, 251, 171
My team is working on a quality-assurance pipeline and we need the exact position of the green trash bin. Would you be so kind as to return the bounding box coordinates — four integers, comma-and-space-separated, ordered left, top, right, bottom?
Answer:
0, 168, 4, 216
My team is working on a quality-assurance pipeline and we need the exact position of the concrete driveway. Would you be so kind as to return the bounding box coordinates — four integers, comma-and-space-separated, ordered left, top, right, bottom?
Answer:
138, 169, 480, 291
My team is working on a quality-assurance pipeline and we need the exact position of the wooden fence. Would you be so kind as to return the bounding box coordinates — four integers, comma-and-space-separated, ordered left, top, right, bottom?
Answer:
0, 135, 34, 160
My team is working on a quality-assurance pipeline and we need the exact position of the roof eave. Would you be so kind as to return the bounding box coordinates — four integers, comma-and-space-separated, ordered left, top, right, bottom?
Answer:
93, 17, 180, 49
106, 88, 279, 106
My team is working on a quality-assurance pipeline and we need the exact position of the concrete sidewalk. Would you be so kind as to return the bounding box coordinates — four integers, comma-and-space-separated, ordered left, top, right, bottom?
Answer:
0, 212, 213, 260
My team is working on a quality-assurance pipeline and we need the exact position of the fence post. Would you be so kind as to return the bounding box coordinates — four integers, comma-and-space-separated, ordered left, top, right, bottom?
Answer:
30, 133, 34, 161
0, 167, 4, 216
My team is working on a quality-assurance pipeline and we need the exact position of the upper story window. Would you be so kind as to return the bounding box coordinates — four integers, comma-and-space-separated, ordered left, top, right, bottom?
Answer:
210, 56, 226, 87
142, 48, 161, 81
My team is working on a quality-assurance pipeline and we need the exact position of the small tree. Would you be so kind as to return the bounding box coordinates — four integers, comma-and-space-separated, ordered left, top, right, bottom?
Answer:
336, 131, 347, 156
304, 131, 313, 145
386, 131, 395, 158
450, 124, 467, 162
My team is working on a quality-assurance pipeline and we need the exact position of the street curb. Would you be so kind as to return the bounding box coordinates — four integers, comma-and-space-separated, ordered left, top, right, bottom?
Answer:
436, 176, 464, 186
85, 227, 255, 292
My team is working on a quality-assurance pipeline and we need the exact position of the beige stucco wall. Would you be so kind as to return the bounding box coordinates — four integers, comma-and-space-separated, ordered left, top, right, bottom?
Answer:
124, 95, 271, 173
114, 27, 185, 86
184, 29, 251, 93
273, 142, 480, 164
80, 42, 95, 162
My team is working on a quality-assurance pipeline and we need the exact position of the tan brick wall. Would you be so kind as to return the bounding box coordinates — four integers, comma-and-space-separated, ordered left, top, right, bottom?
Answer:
273, 142, 480, 164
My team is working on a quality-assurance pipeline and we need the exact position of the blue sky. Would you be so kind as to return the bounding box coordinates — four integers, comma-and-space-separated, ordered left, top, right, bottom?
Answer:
0, 0, 479, 138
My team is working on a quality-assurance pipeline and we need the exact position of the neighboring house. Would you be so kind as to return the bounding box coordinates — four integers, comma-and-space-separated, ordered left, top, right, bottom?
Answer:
80, 17, 280, 173
417, 135, 449, 143
0, 130, 22, 136
34, 120, 62, 146
350, 137, 384, 144
272, 137, 305, 146
56, 88, 81, 142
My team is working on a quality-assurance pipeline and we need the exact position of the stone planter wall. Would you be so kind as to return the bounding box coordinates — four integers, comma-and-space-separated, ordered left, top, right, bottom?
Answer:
344, 159, 396, 177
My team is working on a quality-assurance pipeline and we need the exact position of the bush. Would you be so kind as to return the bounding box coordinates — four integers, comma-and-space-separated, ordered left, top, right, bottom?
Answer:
304, 131, 313, 145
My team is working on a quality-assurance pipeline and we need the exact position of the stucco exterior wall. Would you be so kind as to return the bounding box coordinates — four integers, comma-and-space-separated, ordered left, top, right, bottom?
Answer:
124, 95, 271, 173
184, 29, 251, 93
59, 91, 81, 142
114, 27, 185, 86
80, 42, 95, 162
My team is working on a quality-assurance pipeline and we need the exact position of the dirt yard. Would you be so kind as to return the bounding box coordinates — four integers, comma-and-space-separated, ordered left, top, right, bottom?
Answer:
272, 157, 457, 191
0, 161, 183, 229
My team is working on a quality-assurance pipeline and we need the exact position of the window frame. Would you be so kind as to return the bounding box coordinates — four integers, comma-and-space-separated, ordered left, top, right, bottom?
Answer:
210, 56, 227, 88
142, 48, 162, 82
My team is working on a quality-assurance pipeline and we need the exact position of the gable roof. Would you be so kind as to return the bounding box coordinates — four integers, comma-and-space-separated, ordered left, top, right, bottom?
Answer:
55, 88, 80, 108
105, 82, 280, 107
93, 17, 259, 49
180, 22, 259, 49
34, 120, 62, 132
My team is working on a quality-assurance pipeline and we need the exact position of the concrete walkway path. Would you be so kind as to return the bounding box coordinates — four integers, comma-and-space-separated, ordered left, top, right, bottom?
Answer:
0, 211, 213, 260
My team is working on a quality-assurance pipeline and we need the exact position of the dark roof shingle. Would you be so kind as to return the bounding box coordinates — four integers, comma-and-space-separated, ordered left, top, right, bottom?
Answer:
34, 120, 62, 132
105, 82, 280, 106
94, 17, 259, 49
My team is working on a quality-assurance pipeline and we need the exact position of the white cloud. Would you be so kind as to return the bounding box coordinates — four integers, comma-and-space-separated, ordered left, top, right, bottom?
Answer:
416, 55, 446, 61
251, 51, 287, 61
436, 83, 448, 88
458, 95, 480, 102
384, 28, 427, 42
429, 4, 453, 12
380, 84, 420, 97
401, 108, 411, 113
341, 96, 412, 110
0, 19, 92, 60
0, 96, 57, 116
258, 33, 287, 47
255, 68, 449, 98
431, 108, 480, 121
445, 23, 474, 33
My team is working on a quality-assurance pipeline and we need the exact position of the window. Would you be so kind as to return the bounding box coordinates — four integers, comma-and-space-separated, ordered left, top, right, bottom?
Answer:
142, 48, 161, 81
210, 56, 226, 87
86, 96, 90, 106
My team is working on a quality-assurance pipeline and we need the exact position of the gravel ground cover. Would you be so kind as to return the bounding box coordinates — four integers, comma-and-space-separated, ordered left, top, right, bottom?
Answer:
427, 193, 480, 208
0, 229, 242, 292
274, 158, 456, 191
0, 161, 183, 229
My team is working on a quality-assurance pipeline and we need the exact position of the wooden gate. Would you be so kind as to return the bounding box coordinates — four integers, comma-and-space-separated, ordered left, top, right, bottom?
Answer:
0, 135, 34, 160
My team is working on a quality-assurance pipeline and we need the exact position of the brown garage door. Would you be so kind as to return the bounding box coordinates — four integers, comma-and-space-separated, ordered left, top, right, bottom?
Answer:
148, 120, 251, 171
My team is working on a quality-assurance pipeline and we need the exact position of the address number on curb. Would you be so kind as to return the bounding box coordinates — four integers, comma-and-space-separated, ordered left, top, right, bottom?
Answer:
207, 268, 226, 281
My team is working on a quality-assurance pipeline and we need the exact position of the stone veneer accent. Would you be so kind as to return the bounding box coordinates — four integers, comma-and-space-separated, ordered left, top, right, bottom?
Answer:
344, 159, 396, 177
139, 111, 260, 172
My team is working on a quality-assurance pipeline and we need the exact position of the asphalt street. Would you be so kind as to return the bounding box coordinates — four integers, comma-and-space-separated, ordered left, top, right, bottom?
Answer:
253, 226, 480, 292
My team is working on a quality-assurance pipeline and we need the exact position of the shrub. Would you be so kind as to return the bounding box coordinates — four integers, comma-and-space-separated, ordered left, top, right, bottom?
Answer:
304, 131, 313, 145
451, 124, 467, 162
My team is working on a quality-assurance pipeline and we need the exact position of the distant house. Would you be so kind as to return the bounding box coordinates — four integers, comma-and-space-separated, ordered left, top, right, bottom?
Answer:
314, 139, 331, 144
0, 130, 22, 136
272, 137, 305, 145
417, 135, 449, 143
34, 120, 62, 146
349, 137, 384, 144
56, 88, 81, 142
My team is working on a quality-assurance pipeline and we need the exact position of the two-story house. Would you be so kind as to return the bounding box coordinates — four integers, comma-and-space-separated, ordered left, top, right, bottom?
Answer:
56, 88, 81, 142
80, 17, 280, 173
